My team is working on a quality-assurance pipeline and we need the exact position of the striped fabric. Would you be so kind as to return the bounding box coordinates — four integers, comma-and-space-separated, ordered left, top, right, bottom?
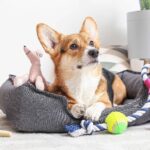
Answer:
99, 46, 130, 73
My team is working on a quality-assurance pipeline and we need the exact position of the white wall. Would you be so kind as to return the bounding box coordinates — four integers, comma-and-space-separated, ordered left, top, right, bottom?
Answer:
0, 0, 139, 84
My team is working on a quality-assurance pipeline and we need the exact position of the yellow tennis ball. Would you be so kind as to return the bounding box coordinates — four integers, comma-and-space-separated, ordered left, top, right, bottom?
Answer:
105, 112, 128, 134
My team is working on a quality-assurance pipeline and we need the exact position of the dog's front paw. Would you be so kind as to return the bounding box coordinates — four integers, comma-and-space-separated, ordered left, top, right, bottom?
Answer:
84, 102, 105, 122
70, 104, 86, 119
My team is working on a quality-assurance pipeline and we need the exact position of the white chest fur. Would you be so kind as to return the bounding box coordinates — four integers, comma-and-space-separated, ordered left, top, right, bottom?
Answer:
65, 66, 101, 107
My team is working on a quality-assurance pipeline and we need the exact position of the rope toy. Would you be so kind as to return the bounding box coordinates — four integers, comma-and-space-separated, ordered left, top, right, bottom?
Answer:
65, 64, 150, 137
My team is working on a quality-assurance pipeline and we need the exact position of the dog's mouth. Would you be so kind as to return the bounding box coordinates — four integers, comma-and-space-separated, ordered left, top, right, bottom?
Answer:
87, 60, 98, 65
77, 59, 98, 69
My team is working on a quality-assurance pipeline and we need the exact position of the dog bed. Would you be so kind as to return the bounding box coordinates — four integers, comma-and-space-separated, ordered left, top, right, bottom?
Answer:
0, 70, 149, 133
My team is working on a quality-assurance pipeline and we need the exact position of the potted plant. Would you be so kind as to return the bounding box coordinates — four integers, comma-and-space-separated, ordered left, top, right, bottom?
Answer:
140, 0, 150, 10
127, 0, 150, 69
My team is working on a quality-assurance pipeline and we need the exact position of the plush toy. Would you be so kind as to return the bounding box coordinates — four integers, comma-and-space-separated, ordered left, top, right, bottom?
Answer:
105, 112, 128, 134
13, 46, 46, 91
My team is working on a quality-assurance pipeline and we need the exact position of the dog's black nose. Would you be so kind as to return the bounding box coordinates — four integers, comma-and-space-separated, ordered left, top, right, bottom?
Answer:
88, 49, 99, 58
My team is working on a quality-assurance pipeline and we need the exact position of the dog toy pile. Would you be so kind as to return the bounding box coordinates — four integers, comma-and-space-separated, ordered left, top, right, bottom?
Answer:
65, 111, 128, 136
65, 64, 150, 137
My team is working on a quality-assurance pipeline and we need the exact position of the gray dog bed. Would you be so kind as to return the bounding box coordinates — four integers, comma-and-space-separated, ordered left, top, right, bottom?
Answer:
0, 70, 149, 133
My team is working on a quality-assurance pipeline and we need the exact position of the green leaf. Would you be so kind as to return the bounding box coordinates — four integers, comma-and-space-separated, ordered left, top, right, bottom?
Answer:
145, 0, 150, 9
140, 0, 145, 10
140, 0, 150, 10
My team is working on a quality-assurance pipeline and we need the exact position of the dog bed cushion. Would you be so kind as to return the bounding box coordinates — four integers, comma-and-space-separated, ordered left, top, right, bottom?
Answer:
0, 70, 149, 133
100, 47, 130, 73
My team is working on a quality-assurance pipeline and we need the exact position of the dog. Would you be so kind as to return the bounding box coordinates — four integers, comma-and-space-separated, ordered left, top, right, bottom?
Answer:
36, 17, 126, 121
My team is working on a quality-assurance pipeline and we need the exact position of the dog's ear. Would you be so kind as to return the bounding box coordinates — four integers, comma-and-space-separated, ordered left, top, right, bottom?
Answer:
36, 23, 61, 56
80, 17, 99, 43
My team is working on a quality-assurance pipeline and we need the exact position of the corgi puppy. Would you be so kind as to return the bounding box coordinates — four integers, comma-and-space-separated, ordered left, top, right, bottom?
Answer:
36, 17, 126, 121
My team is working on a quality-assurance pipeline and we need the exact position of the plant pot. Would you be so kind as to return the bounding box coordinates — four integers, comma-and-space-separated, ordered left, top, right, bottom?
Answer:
127, 10, 150, 59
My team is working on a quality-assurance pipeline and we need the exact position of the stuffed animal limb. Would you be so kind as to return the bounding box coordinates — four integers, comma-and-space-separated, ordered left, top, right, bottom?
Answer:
0, 112, 12, 137
13, 46, 47, 91
0, 130, 12, 137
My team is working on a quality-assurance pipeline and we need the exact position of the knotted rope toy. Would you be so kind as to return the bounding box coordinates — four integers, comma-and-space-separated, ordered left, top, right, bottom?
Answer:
65, 64, 150, 137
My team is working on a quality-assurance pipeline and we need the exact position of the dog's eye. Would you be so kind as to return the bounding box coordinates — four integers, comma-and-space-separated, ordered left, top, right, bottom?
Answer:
89, 41, 94, 46
70, 44, 78, 50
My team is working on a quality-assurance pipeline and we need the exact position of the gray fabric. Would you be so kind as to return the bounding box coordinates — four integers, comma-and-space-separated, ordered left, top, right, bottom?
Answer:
100, 71, 149, 126
0, 70, 149, 133
0, 75, 79, 132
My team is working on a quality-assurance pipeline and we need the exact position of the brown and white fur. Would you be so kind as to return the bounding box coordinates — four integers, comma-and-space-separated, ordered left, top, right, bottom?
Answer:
36, 17, 126, 121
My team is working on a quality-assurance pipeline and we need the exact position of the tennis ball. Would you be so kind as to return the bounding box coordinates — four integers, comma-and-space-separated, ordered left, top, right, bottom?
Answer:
105, 112, 128, 134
